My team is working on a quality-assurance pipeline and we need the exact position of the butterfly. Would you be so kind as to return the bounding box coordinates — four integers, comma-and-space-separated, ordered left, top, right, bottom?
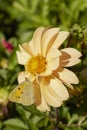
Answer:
9, 81, 35, 105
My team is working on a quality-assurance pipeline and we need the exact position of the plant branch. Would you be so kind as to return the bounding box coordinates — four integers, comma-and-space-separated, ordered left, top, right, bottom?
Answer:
66, 31, 73, 47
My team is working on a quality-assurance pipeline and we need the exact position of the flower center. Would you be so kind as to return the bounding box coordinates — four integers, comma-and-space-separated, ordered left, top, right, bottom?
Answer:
25, 55, 47, 75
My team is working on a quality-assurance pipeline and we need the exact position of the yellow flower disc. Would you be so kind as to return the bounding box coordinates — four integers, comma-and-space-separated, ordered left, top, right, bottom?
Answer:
25, 55, 47, 75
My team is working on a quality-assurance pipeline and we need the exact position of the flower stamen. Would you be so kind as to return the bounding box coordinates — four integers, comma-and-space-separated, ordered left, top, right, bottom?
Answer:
25, 55, 47, 75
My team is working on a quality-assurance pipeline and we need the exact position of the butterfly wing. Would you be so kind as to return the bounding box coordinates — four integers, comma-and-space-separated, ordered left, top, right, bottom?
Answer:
9, 81, 35, 105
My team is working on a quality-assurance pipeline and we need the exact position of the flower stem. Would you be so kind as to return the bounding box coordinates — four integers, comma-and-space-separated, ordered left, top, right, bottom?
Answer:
66, 31, 73, 47
54, 107, 59, 130
2, 105, 8, 117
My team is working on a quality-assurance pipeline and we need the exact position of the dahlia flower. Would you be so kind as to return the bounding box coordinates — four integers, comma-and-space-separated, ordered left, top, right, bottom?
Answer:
16, 27, 82, 111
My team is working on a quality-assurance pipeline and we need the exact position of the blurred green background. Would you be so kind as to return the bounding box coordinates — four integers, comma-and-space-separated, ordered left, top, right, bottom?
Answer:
0, 0, 87, 130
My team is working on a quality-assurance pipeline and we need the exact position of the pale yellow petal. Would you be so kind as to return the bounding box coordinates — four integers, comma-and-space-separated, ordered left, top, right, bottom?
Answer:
58, 68, 79, 84
51, 31, 69, 49
34, 82, 41, 106
28, 40, 36, 55
47, 58, 59, 71
50, 78, 69, 100
46, 48, 61, 61
24, 71, 35, 82
16, 45, 31, 65
16, 51, 29, 65
19, 45, 31, 58
60, 50, 81, 67
18, 71, 35, 84
32, 27, 45, 54
41, 28, 59, 57
39, 63, 52, 76
22, 43, 33, 56
41, 87, 63, 107
40, 80, 63, 107
40, 49, 61, 76
46, 81, 64, 101
40, 59, 60, 76
40, 58, 59, 76
62, 80, 74, 89
37, 96, 50, 111
46, 49, 61, 70
18, 71, 26, 84
65, 59, 81, 67
61, 48, 82, 58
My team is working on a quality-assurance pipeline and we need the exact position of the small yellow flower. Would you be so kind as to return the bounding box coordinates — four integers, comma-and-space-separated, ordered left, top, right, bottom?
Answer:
0, 58, 8, 69
0, 88, 9, 105
16, 27, 82, 111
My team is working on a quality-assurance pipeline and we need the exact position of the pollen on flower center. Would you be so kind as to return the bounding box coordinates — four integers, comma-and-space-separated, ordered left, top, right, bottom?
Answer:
25, 55, 47, 75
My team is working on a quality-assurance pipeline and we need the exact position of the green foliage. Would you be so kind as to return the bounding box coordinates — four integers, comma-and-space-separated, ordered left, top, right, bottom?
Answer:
0, 0, 87, 130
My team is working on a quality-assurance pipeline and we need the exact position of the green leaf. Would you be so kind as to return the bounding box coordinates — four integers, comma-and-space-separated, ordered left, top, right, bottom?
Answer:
82, 120, 87, 128
0, 121, 2, 129
16, 104, 31, 121
75, 127, 84, 130
28, 119, 39, 130
8, 50, 17, 70
23, 105, 44, 116
18, 0, 28, 7
37, 117, 49, 127
8, 37, 18, 47
3, 126, 20, 130
78, 115, 87, 125
29, 0, 39, 13
68, 114, 79, 125
0, 69, 7, 80
0, 32, 5, 40
30, 115, 41, 125
3, 118, 27, 129
59, 105, 71, 121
